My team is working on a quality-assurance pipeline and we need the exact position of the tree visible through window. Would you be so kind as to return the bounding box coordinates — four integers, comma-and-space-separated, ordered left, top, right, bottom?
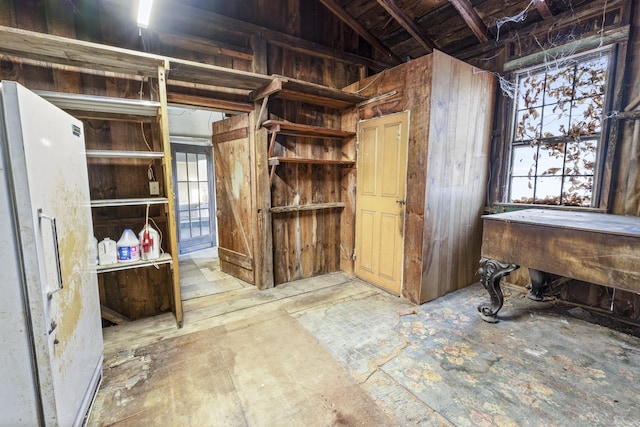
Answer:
508, 49, 610, 206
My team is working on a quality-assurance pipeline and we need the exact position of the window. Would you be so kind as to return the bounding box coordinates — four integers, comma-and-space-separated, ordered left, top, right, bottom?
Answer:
508, 49, 611, 207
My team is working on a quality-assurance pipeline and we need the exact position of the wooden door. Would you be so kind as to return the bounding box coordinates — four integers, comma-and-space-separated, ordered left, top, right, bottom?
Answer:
212, 114, 255, 284
355, 112, 409, 294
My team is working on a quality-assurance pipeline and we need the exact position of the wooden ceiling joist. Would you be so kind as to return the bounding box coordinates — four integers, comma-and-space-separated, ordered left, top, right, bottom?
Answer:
448, 0, 490, 43
376, 0, 437, 53
318, 0, 402, 65
534, 0, 554, 20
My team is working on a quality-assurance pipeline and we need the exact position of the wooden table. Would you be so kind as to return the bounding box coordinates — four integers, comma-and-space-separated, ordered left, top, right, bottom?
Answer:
477, 209, 640, 322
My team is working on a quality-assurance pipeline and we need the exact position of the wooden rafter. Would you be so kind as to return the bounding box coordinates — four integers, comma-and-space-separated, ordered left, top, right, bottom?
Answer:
376, 0, 437, 53
534, 0, 554, 20
448, 0, 489, 43
318, 0, 402, 65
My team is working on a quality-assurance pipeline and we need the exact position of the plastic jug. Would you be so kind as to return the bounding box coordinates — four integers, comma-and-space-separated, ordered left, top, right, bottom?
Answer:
90, 236, 98, 266
139, 224, 160, 261
98, 237, 118, 265
117, 228, 140, 262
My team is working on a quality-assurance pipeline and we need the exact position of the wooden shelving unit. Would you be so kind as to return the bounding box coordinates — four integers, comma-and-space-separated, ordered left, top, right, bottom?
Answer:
263, 119, 356, 187
34, 67, 183, 326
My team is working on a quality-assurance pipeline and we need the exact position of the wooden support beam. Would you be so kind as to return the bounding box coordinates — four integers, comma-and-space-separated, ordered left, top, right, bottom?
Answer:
448, 0, 489, 43
318, 0, 402, 65
376, 0, 437, 53
534, 0, 554, 20
157, 32, 253, 61
100, 305, 130, 324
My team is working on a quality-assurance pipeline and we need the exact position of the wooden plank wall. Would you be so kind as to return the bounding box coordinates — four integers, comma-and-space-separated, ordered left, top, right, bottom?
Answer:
269, 101, 344, 284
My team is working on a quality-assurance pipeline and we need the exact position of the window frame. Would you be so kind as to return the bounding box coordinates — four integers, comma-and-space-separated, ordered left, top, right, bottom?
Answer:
505, 45, 615, 208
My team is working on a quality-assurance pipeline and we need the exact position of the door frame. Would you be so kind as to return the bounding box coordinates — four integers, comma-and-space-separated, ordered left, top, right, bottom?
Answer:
355, 111, 410, 295
171, 142, 217, 254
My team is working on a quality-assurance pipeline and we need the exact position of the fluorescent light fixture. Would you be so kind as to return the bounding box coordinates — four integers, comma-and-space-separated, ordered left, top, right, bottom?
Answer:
137, 0, 154, 29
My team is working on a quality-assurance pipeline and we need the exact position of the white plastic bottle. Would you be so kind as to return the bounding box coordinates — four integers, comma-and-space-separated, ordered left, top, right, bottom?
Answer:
139, 224, 160, 260
98, 237, 118, 265
117, 228, 140, 262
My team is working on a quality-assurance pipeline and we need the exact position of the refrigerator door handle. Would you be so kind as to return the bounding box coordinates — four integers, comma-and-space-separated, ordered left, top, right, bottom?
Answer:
38, 209, 64, 299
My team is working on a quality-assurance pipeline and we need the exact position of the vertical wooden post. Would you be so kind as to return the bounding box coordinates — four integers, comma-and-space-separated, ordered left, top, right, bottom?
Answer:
250, 34, 274, 289
157, 59, 183, 327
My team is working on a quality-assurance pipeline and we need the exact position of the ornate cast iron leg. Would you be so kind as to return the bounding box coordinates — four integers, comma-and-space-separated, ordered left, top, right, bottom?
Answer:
527, 269, 548, 301
477, 258, 519, 323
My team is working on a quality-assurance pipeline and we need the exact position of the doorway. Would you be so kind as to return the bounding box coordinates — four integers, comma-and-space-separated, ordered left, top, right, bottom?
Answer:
355, 111, 409, 295
172, 143, 216, 254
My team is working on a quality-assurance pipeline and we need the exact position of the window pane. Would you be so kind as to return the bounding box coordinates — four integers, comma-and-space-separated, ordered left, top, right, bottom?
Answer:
198, 154, 208, 181
178, 183, 189, 209
176, 152, 187, 181
575, 56, 608, 98
190, 210, 202, 237
187, 153, 198, 181
544, 65, 575, 105
515, 107, 542, 141
188, 182, 200, 208
199, 185, 209, 207
537, 143, 565, 176
511, 144, 537, 176
535, 176, 562, 204
541, 102, 570, 137
517, 73, 545, 109
180, 211, 191, 239
570, 96, 603, 135
563, 176, 593, 206
200, 209, 210, 236
509, 176, 534, 203
565, 140, 597, 176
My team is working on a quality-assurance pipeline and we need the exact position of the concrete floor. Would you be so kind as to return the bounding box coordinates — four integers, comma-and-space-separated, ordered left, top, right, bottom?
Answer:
90, 252, 640, 426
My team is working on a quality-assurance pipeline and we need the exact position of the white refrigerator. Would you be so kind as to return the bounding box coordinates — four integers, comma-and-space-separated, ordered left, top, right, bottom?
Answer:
0, 81, 103, 426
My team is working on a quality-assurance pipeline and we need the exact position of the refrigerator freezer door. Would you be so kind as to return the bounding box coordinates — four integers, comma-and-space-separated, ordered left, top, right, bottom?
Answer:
1, 82, 103, 426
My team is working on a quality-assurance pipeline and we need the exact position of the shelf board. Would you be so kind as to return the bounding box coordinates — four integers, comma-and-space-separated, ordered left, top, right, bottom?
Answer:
36, 91, 160, 117
85, 150, 165, 159
250, 76, 368, 109
91, 197, 169, 208
262, 120, 355, 139
270, 202, 346, 213
0, 25, 164, 77
268, 157, 355, 166
96, 253, 173, 273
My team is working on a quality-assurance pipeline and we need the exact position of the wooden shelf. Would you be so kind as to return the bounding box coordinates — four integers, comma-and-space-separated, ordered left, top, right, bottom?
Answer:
96, 253, 173, 273
36, 91, 160, 116
86, 150, 165, 159
268, 157, 355, 166
250, 75, 367, 109
91, 197, 169, 208
262, 120, 355, 139
270, 202, 346, 213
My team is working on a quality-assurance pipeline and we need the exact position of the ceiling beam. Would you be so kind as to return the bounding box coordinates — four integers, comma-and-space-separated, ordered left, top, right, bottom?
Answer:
376, 0, 437, 53
317, 0, 402, 65
533, 0, 554, 20
448, 0, 489, 43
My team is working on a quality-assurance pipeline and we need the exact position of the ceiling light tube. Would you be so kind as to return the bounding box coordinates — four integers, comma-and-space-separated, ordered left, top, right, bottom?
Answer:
137, 0, 154, 29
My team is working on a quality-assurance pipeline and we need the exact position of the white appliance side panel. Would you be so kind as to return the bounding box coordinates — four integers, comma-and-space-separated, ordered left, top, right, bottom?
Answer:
0, 84, 41, 426
12, 82, 103, 427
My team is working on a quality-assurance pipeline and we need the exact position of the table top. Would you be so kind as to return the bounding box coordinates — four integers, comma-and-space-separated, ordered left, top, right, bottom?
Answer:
482, 209, 640, 238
